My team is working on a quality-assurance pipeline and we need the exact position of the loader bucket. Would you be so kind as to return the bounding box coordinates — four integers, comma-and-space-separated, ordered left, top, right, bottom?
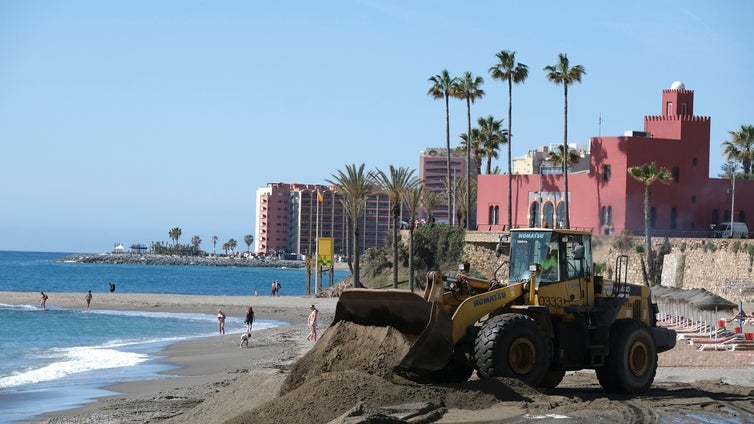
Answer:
332, 288, 454, 372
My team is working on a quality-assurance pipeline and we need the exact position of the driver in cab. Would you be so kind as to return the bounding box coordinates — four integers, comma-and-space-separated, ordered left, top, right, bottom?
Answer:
541, 248, 559, 283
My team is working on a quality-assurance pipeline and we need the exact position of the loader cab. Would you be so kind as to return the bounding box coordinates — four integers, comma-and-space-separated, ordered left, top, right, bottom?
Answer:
508, 229, 592, 286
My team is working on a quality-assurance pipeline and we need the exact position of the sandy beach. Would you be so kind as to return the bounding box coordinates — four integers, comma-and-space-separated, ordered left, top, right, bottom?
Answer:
2, 291, 752, 423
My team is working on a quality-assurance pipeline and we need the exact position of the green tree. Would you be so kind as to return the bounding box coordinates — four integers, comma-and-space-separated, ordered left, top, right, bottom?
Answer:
476, 115, 507, 175
401, 185, 423, 292
721, 124, 754, 177
212, 235, 218, 256
327, 163, 374, 289
545, 144, 581, 169
226, 238, 237, 255
373, 165, 419, 288
627, 162, 673, 285
428, 70, 460, 225
453, 175, 476, 229
244, 234, 254, 253
454, 71, 485, 228
490, 50, 528, 231
191, 235, 201, 254
169, 227, 182, 246
422, 189, 442, 224
458, 128, 483, 176
544, 53, 586, 229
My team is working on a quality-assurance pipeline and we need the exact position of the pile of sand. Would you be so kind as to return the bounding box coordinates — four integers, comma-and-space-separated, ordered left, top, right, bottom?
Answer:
224, 321, 537, 424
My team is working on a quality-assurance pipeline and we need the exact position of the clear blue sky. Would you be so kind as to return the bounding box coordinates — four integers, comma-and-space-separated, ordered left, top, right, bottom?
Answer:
1, 1, 752, 253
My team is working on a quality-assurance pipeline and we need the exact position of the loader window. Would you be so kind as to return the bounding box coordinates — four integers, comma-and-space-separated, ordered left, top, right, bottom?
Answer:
508, 230, 558, 283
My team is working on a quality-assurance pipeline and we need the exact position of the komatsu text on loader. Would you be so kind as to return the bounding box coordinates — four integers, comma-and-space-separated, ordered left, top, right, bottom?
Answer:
332, 228, 676, 393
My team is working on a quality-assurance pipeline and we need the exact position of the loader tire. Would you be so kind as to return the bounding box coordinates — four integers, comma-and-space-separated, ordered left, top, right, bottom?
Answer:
474, 313, 550, 386
538, 369, 566, 389
596, 320, 657, 394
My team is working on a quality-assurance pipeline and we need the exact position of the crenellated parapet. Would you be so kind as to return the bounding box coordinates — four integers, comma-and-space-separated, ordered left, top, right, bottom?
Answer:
645, 114, 710, 122
662, 88, 693, 95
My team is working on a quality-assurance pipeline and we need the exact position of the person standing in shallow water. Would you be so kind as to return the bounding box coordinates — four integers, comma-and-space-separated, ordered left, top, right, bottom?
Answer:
217, 309, 226, 334
307, 304, 318, 342
39, 291, 48, 309
244, 306, 254, 333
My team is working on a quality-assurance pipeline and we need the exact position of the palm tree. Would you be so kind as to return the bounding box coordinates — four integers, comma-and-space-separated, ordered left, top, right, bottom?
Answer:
544, 53, 586, 229
244, 234, 254, 253
422, 189, 442, 224
428, 70, 460, 225
327, 163, 374, 288
401, 185, 423, 292
168, 227, 182, 246
373, 165, 419, 288
453, 176, 476, 229
459, 129, 483, 176
627, 162, 673, 285
490, 50, 528, 230
212, 235, 218, 256
226, 238, 237, 255
475, 115, 507, 175
455, 71, 485, 228
191, 236, 201, 255
545, 144, 581, 169
722, 124, 754, 176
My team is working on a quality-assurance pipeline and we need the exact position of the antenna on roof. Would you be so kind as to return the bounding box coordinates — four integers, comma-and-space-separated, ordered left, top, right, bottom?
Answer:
598, 113, 602, 138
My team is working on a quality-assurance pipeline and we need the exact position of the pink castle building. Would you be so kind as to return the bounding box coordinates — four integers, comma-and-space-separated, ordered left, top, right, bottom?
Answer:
476, 82, 749, 236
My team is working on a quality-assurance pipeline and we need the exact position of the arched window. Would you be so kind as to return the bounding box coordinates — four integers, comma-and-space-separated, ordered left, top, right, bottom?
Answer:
556, 202, 566, 228
543, 202, 555, 228
530, 201, 540, 227
711, 209, 719, 225
650, 207, 657, 229
671, 208, 678, 229
738, 210, 746, 223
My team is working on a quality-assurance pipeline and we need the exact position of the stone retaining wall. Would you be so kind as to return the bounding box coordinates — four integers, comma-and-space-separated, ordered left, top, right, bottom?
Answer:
463, 232, 754, 302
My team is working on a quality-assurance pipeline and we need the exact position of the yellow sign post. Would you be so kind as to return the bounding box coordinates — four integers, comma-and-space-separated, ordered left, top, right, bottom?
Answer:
317, 237, 333, 291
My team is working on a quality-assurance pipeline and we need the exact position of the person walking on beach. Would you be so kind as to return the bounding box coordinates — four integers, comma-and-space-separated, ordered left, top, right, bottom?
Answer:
307, 304, 318, 342
217, 309, 226, 334
39, 291, 48, 310
84, 290, 93, 310
244, 306, 255, 333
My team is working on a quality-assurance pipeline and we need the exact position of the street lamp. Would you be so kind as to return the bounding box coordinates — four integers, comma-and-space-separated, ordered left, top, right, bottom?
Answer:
538, 161, 545, 227
729, 170, 736, 234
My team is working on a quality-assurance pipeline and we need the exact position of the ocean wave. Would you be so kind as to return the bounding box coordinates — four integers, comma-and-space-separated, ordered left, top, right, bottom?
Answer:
0, 346, 148, 389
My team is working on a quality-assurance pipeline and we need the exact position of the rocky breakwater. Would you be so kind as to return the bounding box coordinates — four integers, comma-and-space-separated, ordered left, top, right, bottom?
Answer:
57, 253, 306, 269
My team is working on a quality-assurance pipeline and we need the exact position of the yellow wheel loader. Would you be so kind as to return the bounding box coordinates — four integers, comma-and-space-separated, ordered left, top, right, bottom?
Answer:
332, 228, 676, 393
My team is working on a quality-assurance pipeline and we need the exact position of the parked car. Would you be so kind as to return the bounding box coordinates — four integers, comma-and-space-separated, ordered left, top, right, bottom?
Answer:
713, 222, 749, 238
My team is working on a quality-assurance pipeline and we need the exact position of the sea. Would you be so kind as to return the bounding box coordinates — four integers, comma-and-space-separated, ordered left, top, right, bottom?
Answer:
0, 251, 349, 423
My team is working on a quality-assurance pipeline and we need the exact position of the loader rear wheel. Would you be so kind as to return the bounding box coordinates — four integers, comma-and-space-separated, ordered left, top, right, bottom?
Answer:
538, 369, 566, 389
596, 320, 657, 394
474, 313, 550, 386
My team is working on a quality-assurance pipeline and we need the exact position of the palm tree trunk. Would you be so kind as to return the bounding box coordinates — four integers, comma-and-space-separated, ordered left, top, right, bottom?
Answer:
562, 84, 570, 229
507, 77, 513, 230
393, 209, 399, 289
353, 226, 362, 288
466, 97, 471, 229
445, 94, 452, 226
408, 228, 415, 292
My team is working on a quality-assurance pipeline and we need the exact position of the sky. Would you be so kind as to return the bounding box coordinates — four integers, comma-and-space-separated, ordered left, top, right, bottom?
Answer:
1, 1, 752, 253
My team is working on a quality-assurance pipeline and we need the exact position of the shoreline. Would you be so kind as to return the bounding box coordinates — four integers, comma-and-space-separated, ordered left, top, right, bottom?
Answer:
2, 292, 751, 423
0, 292, 338, 423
